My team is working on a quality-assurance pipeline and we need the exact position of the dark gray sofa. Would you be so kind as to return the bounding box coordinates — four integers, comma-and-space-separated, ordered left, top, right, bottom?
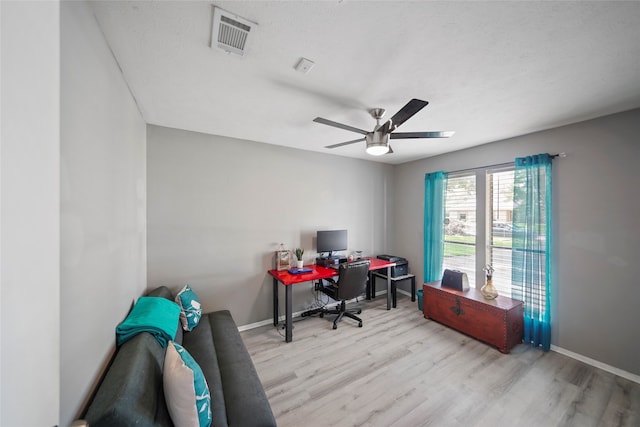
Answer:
82, 286, 276, 427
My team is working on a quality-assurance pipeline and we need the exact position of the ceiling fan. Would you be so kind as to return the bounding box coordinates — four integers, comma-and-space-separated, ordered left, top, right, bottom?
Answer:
313, 99, 454, 156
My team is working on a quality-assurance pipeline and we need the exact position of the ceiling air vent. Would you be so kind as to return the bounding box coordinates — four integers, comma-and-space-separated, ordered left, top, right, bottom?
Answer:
211, 7, 257, 56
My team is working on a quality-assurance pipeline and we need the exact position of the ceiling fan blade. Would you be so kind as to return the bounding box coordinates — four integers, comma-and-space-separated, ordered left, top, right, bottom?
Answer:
313, 117, 369, 135
382, 99, 429, 132
325, 137, 365, 149
391, 131, 455, 139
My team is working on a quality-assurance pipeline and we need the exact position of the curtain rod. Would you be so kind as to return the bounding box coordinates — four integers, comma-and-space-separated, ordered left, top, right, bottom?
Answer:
447, 152, 565, 175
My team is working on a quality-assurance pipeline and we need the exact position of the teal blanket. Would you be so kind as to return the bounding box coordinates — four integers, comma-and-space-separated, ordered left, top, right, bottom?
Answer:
116, 296, 180, 348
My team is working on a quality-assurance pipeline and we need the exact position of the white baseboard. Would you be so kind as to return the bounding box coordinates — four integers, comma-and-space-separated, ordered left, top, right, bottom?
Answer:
550, 345, 640, 385
237, 318, 277, 332
396, 288, 413, 298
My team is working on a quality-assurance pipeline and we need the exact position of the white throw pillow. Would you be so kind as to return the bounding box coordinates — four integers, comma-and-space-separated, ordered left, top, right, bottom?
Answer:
163, 341, 212, 427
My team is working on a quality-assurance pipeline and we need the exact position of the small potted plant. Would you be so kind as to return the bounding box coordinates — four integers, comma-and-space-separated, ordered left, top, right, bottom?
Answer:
294, 248, 304, 269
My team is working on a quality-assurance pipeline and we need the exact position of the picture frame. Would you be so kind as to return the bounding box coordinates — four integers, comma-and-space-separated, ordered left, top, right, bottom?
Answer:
276, 249, 292, 271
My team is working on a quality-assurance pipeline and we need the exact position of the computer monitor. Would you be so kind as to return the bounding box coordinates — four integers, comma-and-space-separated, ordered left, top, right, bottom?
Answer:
316, 229, 348, 257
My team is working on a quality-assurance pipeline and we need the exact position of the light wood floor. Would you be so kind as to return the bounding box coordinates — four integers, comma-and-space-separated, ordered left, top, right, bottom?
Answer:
241, 295, 640, 427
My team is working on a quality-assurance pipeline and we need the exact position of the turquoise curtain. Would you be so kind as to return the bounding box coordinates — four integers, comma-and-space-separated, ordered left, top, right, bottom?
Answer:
511, 154, 552, 351
424, 171, 448, 282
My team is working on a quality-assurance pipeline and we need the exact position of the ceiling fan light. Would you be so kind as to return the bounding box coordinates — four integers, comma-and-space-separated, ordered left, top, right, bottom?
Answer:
366, 145, 389, 156
366, 132, 389, 156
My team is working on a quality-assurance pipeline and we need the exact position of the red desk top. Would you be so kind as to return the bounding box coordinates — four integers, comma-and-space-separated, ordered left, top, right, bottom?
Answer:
367, 257, 396, 270
268, 257, 395, 285
268, 264, 336, 285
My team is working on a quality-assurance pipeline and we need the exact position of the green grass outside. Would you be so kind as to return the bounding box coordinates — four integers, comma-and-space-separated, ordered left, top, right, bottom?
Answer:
444, 235, 475, 257
493, 237, 512, 247
444, 241, 475, 257
444, 235, 512, 257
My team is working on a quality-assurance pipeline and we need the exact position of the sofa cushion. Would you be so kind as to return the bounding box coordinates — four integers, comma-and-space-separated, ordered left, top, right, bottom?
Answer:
175, 284, 203, 331
164, 341, 212, 427
84, 332, 172, 427
181, 314, 228, 427
207, 311, 277, 427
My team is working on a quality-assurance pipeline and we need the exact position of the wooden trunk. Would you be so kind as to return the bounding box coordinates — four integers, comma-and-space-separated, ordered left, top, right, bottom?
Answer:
423, 281, 524, 353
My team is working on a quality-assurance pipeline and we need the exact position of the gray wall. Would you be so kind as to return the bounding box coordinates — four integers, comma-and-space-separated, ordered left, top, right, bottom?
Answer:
147, 125, 394, 326
1, 1, 61, 425
394, 108, 640, 377
60, 2, 147, 425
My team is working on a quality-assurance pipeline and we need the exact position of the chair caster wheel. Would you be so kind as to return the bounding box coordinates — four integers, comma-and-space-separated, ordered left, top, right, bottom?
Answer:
332, 324, 337, 330
319, 312, 324, 318
356, 309, 362, 314
358, 322, 363, 327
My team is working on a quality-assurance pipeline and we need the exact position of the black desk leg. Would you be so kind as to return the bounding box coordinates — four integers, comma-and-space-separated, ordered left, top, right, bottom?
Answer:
272, 278, 279, 327
392, 282, 397, 308
285, 285, 293, 343
369, 273, 377, 299
411, 276, 416, 302
386, 266, 391, 310
370, 272, 376, 299
366, 271, 372, 300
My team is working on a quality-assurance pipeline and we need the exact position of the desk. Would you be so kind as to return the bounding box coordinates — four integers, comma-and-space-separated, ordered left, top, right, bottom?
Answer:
268, 257, 395, 342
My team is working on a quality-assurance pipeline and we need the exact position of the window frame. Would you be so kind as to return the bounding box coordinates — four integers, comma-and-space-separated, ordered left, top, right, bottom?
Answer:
443, 171, 478, 288
487, 166, 515, 297
441, 164, 515, 293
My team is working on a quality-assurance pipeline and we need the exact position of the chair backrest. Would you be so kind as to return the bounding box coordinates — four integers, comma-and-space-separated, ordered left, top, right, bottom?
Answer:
336, 259, 371, 301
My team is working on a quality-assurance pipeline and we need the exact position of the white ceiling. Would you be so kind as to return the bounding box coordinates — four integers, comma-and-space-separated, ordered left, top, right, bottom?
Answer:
92, 1, 640, 165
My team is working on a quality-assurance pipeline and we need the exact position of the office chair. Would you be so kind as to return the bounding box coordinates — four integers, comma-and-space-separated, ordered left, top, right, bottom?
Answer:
319, 259, 371, 329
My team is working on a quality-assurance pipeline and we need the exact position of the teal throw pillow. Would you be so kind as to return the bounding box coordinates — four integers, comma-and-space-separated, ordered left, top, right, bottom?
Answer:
175, 284, 202, 331
163, 341, 212, 427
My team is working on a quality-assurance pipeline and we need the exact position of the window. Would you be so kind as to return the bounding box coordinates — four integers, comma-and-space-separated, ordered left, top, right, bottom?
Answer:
442, 166, 515, 295
488, 168, 515, 297
443, 173, 476, 288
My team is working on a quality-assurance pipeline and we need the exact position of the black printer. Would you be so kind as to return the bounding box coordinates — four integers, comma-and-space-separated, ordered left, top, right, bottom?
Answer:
376, 254, 409, 277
